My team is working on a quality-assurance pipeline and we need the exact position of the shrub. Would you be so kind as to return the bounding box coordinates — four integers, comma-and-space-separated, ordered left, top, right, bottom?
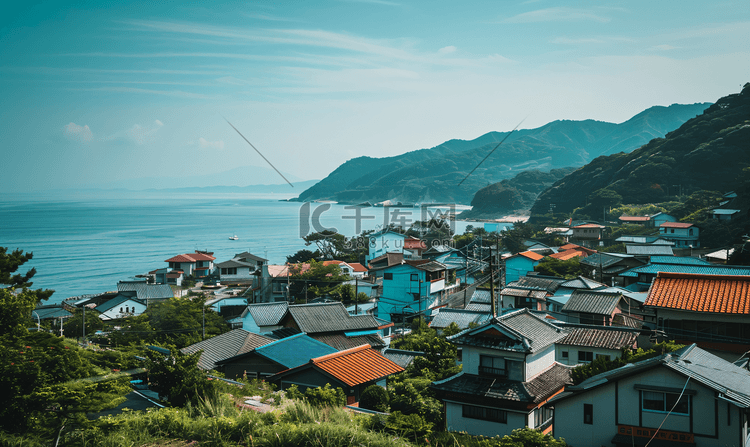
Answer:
359, 384, 390, 413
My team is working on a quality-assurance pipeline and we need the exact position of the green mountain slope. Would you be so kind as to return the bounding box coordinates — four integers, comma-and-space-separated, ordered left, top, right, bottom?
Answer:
530, 84, 750, 216
295, 103, 711, 205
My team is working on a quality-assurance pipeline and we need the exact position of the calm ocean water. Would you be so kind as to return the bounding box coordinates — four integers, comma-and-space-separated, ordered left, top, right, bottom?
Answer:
0, 193, 507, 303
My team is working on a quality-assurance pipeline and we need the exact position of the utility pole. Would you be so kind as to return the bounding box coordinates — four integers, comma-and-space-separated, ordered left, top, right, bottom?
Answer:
355, 277, 359, 315
489, 245, 496, 318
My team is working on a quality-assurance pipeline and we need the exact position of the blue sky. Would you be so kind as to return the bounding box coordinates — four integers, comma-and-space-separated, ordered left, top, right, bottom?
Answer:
1, 0, 748, 192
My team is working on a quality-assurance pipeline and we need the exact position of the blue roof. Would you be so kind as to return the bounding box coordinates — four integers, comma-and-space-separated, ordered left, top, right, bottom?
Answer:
620, 263, 750, 277
255, 333, 337, 369
344, 329, 379, 337
649, 256, 711, 265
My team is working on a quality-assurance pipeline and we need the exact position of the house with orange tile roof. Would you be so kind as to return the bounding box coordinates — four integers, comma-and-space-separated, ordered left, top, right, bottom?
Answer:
505, 251, 545, 284
268, 344, 404, 405
644, 272, 750, 353
658, 221, 700, 248
322, 260, 367, 278
569, 224, 605, 248
164, 250, 215, 278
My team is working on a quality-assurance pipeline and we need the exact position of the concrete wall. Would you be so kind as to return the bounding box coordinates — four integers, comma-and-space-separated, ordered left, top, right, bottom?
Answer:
101, 299, 147, 320
505, 257, 536, 284
525, 344, 556, 380
555, 344, 622, 366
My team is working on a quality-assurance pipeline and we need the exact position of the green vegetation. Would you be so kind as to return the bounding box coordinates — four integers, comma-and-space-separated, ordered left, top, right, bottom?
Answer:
571, 341, 686, 385
534, 257, 585, 279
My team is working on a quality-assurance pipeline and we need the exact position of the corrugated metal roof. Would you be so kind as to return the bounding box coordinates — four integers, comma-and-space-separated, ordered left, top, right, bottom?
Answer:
117, 281, 173, 300
182, 329, 274, 370
247, 302, 288, 326
650, 256, 710, 265
312, 345, 404, 386
287, 302, 380, 334
561, 290, 623, 315
645, 272, 750, 314
660, 222, 695, 228
311, 333, 386, 351
557, 327, 638, 350
509, 276, 562, 293
430, 308, 491, 329
580, 253, 635, 268
33, 306, 73, 320
499, 287, 548, 299
382, 349, 424, 368
253, 333, 337, 369
625, 245, 674, 256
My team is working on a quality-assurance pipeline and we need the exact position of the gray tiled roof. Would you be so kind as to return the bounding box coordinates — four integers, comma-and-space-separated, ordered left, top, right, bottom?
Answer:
117, 281, 173, 300
510, 276, 562, 293
431, 363, 572, 404
562, 345, 750, 408
430, 308, 491, 330
287, 302, 380, 334
449, 309, 565, 353
499, 287, 548, 299
470, 289, 491, 304
580, 253, 634, 268
559, 276, 606, 290
557, 327, 638, 350
246, 302, 288, 326
625, 245, 675, 256
561, 290, 623, 315
312, 333, 386, 351
465, 303, 492, 312
216, 259, 256, 268
234, 252, 268, 262
382, 349, 424, 368
181, 329, 274, 370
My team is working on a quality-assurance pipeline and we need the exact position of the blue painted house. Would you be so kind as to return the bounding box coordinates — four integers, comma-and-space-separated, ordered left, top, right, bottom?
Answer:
376, 260, 459, 322
504, 251, 545, 284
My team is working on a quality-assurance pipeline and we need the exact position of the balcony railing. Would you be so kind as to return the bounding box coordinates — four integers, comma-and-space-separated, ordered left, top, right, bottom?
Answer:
479, 366, 507, 377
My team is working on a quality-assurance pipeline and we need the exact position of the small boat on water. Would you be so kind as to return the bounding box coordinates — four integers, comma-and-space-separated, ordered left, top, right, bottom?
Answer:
229, 235, 239, 240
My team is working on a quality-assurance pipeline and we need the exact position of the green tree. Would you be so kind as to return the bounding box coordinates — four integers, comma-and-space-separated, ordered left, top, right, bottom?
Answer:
0, 248, 54, 338
359, 384, 390, 412
145, 347, 210, 407
534, 257, 586, 279
288, 260, 349, 302
63, 307, 104, 339
286, 248, 321, 264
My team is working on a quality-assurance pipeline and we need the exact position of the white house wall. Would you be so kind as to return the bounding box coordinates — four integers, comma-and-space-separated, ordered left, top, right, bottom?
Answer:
462, 346, 525, 376
555, 345, 622, 366
444, 401, 528, 437
219, 267, 254, 281
525, 344, 556, 380
100, 300, 147, 320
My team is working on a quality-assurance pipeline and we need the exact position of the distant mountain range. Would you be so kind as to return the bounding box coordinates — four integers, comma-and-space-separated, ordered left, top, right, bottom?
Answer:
85, 165, 306, 191
529, 84, 750, 216
293, 103, 711, 205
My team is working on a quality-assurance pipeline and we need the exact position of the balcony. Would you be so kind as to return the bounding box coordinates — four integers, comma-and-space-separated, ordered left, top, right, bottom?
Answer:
478, 366, 507, 377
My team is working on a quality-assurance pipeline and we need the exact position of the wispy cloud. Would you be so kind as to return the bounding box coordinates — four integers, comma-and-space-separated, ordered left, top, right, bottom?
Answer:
198, 137, 225, 150
77, 86, 223, 100
64, 122, 93, 143
126, 120, 164, 145
651, 44, 677, 51
439, 46, 457, 54
503, 7, 611, 23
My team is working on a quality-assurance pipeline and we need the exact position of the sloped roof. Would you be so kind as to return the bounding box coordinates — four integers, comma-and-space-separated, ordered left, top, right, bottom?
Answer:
499, 287, 548, 299
216, 259, 256, 268
548, 250, 587, 261
650, 256, 710, 265
619, 262, 750, 278
465, 303, 492, 312
368, 252, 404, 269
645, 272, 750, 314
660, 221, 695, 228
625, 245, 674, 256
559, 276, 606, 290
558, 345, 750, 408
181, 329, 274, 370
382, 348, 424, 368
286, 302, 380, 334
510, 251, 545, 261
117, 281, 173, 300
33, 305, 73, 320
311, 333, 386, 351
165, 252, 216, 263
509, 276, 562, 294
348, 262, 368, 272
249, 333, 337, 369
572, 224, 605, 229
234, 252, 268, 262
471, 289, 491, 304
557, 327, 638, 350
431, 363, 572, 404
561, 290, 623, 315
449, 309, 565, 353
429, 308, 491, 330
413, 260, 447, 272
246, 302, 288, 326
94, 294, 145, 313
580, 253, 638, 268
619, 215, 650, 222
310, 345, 404, 386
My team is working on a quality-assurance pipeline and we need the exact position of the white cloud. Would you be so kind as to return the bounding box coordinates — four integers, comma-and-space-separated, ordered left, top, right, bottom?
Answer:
503, 7, 611, 23
64, 122, 93, 143
439, 46, 457, 54
126, 119, 164, 145
198, 138, 224, 150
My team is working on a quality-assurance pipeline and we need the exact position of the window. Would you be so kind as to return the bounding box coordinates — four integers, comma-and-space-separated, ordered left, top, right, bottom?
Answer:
119, 307, 123, 313
642, 391, 689, 415
583, 404, 593, 424
384, 273, 393, 280
410, 273, 419, 281
463, 405, 507, 423
480, 355, 506, 376
534, 406, 553, 428
578, 351, 593, 363
561, 351, 569, 359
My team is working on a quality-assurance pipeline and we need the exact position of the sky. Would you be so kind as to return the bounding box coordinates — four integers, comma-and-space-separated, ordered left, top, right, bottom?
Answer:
1, 0, 748, 193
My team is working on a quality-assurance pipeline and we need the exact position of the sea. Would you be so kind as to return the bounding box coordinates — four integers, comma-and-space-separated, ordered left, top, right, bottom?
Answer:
0, 192, 511, 304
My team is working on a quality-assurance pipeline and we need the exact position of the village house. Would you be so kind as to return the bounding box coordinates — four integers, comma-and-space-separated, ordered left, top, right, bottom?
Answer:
560, 290, 639, 326
569, 223, 606, 248
617, 255, 750, 291
579, 252, 645, 286
164, 250, 216, 278
214, 332, 338, 380
216, 252, 267, 284
645, 272, 750, 353
268, 344, 404, 405
550, 344, 750, 447
95, 293, 147, 320
430, 309, 572, 437
366, 230, 423, 263
658, 222, 700, 248
234, 301, 289, 333
554, 326, 638, 366
429, 308, 492, 335
180, 328, 273, 371
504, 251, 545, 284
